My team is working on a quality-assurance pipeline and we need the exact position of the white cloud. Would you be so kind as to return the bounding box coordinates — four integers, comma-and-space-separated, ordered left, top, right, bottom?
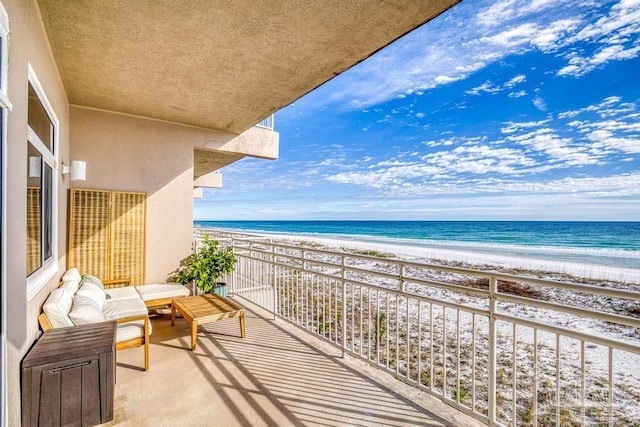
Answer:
466, 81, 500, 95
571, 0, 640, 43
508, 90, 528, 98
467, 74, 527, 96
558, 44, 640, 76
303, 0, 640, 110
557, 96, 635, 119
533, 96, 548, 111
587, 129, 640, 153
556, 0, 640, 76
505, 74, 527, 87
327, 160, 640, 199
506, 128, 599, 166
478, 0, 558, 27
500, 119, 550, 133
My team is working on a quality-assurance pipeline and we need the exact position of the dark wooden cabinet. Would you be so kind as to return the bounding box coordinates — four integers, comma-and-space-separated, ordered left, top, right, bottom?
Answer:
22, 321, 117, 426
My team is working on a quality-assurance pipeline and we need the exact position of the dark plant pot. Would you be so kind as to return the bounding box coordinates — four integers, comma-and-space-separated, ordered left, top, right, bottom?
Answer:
211, 282, 227, 297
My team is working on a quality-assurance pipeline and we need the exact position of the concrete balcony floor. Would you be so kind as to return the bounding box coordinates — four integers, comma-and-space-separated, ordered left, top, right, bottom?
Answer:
102, 298, 481, 427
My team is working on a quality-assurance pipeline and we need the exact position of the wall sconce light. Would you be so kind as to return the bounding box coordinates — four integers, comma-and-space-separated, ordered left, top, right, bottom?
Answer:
62, 160, 87, 181
28, 156, 41, 178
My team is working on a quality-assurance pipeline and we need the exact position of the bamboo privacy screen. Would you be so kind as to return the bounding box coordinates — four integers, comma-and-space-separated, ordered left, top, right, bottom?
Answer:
68, 189, 146, 285
27, 187, 41, 275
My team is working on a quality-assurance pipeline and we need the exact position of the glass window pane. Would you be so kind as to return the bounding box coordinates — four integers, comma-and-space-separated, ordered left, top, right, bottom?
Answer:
27, 143, 42, 276
27, 83, 53, 152
42, 163, 52, 262
0, 37, 3, 88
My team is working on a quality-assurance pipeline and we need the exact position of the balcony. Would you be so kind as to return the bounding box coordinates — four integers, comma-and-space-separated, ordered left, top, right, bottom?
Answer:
194, 228, 640, 426
103, 229, 640, 426
106, 298, 477, 426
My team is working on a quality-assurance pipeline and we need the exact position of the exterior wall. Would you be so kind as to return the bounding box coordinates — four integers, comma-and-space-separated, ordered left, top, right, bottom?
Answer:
69, 107, 240, 283
3, 0, 70, 424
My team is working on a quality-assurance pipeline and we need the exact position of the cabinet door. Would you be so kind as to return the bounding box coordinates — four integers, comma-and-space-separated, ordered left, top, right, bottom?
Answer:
27, 357, 101, 427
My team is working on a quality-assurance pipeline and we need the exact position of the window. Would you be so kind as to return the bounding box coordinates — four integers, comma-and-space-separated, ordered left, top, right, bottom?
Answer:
26, 67, 58, 300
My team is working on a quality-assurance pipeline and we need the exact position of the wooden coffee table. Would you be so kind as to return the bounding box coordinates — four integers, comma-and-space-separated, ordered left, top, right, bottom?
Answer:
171, 294, 245, 350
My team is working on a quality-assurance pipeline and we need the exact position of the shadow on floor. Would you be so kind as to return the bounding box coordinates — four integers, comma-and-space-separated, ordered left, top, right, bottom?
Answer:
104, 299, 461, 427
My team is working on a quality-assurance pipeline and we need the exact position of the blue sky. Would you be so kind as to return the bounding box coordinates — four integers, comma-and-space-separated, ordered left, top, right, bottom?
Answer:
195, 0, 640, 221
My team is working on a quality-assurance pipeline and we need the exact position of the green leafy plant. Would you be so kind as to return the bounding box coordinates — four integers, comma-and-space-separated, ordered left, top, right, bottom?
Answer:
175, 236, 237, 294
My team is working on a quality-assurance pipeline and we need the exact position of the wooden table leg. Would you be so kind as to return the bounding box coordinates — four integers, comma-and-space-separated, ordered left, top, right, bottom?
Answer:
171, 303, 176, 326
239, 312, 245, 338
191, 321, 198, 351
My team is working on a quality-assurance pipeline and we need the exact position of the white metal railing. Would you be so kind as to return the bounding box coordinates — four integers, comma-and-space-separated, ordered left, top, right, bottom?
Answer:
254, 114, 275, 130
195, 228, 640, 426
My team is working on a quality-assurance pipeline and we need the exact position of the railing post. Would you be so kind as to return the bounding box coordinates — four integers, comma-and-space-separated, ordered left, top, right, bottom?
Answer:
488, 276, 498, 426
341, 254, 347, 358
271, 239, 277, 320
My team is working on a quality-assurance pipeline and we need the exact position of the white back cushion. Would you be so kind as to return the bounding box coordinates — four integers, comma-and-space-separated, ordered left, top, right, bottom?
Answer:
81, 274, 104, 289
61, 268, 82, 294
62, 267, 82, 283
76, 282, 106, 309
69, 295, 105, 325
43, 288, 74, 328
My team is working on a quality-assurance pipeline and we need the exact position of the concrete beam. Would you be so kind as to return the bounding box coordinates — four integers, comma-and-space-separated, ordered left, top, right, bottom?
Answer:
194, 171, 223, 188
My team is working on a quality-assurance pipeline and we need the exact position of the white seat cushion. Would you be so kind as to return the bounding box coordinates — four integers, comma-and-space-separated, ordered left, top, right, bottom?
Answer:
69, 295, 106, 325
116, 321, 152, 343
103, 297, 148, 320
135, 283, 190, 301
43, 288, 74, 328
105, 286, 140, 301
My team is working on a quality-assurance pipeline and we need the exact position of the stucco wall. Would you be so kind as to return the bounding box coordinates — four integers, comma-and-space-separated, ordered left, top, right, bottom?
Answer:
69, 107, 238, 283
3, 0, 71, 424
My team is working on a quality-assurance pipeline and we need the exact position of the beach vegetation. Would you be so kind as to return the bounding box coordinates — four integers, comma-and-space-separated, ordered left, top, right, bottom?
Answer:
453, 383, 469, 402
352, 249, 396, 258
174, 235, 237, 294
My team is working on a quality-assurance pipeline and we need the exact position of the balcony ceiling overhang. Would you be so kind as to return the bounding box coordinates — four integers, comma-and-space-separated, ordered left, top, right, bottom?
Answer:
37, 0, 459, 135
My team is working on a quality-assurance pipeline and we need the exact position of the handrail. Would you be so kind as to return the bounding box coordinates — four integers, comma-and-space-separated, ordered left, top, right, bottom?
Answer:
195, 227, 640, 426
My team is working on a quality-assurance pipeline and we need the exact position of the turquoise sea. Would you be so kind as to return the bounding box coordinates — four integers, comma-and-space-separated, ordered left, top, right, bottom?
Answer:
194, 221, 640, 269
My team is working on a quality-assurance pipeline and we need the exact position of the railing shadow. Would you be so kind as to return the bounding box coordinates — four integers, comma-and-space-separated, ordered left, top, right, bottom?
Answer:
127, 301, 456, 426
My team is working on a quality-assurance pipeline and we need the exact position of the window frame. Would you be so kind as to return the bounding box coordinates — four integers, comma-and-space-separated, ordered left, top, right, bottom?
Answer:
0, 1, 9, 424
26, 65, 59, 301
0, 0, 9, 111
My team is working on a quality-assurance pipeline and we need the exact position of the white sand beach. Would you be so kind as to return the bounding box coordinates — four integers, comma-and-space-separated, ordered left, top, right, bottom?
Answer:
250, 232, 640, 284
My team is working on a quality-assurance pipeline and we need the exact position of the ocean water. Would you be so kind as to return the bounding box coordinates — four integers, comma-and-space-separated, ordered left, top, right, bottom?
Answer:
194, 221, 640, 269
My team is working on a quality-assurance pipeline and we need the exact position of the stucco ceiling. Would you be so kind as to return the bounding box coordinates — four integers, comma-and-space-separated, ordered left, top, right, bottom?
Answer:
37, 0, 459, 135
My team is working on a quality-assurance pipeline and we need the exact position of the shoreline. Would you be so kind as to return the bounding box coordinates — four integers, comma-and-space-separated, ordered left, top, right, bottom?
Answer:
213, 229, 640, 283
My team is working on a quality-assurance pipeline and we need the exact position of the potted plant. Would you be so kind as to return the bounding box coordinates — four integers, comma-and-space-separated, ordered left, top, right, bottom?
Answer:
175, 236, 236, 297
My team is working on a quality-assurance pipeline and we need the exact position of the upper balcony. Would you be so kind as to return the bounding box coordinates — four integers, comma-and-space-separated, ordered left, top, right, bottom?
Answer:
255, 115, 275, 131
